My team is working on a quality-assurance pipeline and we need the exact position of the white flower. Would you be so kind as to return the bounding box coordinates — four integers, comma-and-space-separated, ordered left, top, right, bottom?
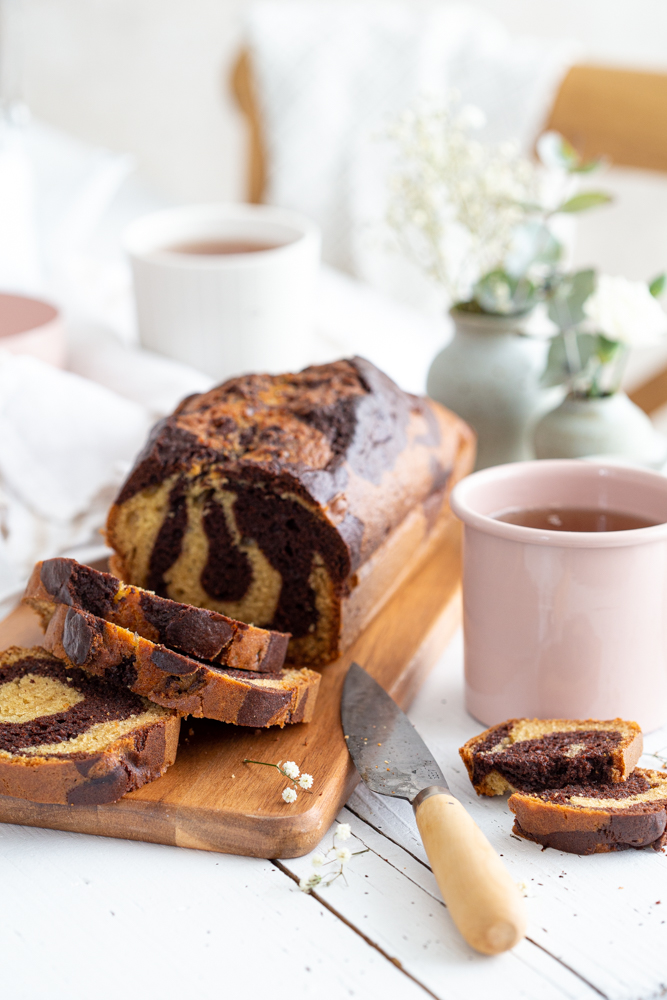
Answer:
335, 847, 352, 862
455, 104, 486, 131
335, 822, 352, 841
311, 852, 326, 868
583, 275, 667, 347
282, 787, 298, 803
386, 94, 541, 303
281, 761, 300, 780
298, 772, 313, 789
299, 873, 322, 893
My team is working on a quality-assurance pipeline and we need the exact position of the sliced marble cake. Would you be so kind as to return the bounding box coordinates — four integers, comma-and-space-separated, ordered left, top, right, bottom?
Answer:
0, 646, 179, 805
24, 557, 289, 673
509, 769, 667, 854
41, 604, 320, 728
105, 358, 473, 666
460, 718, 643, 796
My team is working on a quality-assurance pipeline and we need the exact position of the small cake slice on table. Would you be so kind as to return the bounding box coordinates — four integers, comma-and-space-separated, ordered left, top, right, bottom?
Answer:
24, 557, 289, 673
509, 769, 667, 854
0, 646, 179, 805
41, 604, 320, 728
460, 718, 643, 796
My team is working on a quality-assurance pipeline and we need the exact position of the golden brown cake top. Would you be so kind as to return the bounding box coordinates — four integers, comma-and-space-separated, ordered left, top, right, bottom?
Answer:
174, 360, 367, 471
115, 357, 435, 506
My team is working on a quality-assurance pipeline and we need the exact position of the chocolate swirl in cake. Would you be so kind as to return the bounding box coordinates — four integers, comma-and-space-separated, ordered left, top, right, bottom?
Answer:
0, 653, 147, 755
0, 646, 180, 806
460, 718, 643, 796
509, 769, 667, 854
470, 727, 625, 792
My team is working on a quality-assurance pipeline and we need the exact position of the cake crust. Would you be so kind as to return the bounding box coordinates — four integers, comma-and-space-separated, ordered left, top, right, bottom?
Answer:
460, 718, 643, 796
509, 769, 667, 854
105, 357, 474, 665
0, 646, 180, 805
24, 557, 289, 673
41, 604, 320, 728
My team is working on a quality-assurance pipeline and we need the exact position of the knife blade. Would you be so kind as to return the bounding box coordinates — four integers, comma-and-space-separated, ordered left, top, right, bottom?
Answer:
341, 663, 526, 955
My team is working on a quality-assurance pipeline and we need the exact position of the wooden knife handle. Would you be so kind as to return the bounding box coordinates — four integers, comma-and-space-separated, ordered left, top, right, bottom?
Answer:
413, 788, 526, 955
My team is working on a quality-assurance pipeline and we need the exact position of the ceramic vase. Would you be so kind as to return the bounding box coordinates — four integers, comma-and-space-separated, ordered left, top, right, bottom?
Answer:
533, 391, 667, 467
426, 308, 549, 471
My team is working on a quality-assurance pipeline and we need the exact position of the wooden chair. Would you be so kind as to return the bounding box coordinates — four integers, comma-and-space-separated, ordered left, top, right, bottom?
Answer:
231, 53, 667, 412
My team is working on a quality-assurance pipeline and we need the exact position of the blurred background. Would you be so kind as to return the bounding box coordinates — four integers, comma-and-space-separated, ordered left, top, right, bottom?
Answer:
22, 0, 667, 205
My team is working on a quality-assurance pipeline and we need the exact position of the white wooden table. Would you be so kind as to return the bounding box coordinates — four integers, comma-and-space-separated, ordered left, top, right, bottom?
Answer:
3, 629, 666, 1000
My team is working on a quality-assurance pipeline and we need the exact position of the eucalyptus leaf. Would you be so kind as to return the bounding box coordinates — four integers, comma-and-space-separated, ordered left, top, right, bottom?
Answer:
541, 334, 570, 387
596, 334, 621, 365
473, 270, 537, 316
558, 192, 613, 213
541, 330, 600, 387
547, 269, 596, 331
649, 273, 666, 298
505, 221, 562, 277
536, 131, 578, 170
569, 158, 605, 174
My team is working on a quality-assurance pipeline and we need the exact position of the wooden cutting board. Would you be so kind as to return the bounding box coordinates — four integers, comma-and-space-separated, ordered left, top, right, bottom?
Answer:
0, 517, 463, 859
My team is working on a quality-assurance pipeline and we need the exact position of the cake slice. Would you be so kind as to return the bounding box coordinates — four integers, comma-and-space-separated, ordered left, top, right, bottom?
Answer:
24, 557, 289, 674
509, 769, 667, 854
0, 646, 180, 805
41, 604, 320, 727
460, 718, 643, 796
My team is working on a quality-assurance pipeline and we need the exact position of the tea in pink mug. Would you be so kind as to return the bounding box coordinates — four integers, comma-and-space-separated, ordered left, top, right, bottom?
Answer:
450, 460, 667, 732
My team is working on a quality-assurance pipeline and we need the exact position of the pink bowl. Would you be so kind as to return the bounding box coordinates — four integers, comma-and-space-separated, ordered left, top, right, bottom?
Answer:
450, 460, 667, 731
0, 293, 65, 367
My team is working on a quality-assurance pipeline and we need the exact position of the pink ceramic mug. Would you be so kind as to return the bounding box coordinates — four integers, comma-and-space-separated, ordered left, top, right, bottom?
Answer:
450, 460, 667, 732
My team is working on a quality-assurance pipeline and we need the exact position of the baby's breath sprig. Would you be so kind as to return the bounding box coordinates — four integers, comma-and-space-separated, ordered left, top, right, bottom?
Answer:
643, 748, 667, 770
242, 758, 314, 804
299, 822, 369, 894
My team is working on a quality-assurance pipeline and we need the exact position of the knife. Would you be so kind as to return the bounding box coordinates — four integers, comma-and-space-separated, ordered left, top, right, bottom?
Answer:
341, 662, 526, 956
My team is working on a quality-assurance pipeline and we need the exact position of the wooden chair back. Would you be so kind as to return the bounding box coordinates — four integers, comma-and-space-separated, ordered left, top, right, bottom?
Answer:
231, 51, 267, 206
546, 65, 667, 172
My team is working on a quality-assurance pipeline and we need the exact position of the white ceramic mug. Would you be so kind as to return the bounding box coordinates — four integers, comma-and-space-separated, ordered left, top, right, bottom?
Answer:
125, 203, 321, 381
450, 460, 667, 732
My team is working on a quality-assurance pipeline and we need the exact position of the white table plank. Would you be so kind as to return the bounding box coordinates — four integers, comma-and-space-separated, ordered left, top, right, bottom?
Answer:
280, 807, 603, 1000
348, 630, 667, 1000
0, 822, 426, 1000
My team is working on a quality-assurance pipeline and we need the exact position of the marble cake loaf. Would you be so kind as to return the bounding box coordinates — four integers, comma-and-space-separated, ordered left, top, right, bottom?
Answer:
509, 769, 667, 854
460, 718, 643, 796
106, 357, 474, 665
24, 557, 290, 673
0, 646, 180, 805
42, 604, 320, 727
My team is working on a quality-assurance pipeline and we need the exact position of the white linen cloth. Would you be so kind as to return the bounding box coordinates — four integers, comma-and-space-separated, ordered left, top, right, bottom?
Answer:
245, 0, 576, 310
0, 118, 217, 605
0, 345, 212, 605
